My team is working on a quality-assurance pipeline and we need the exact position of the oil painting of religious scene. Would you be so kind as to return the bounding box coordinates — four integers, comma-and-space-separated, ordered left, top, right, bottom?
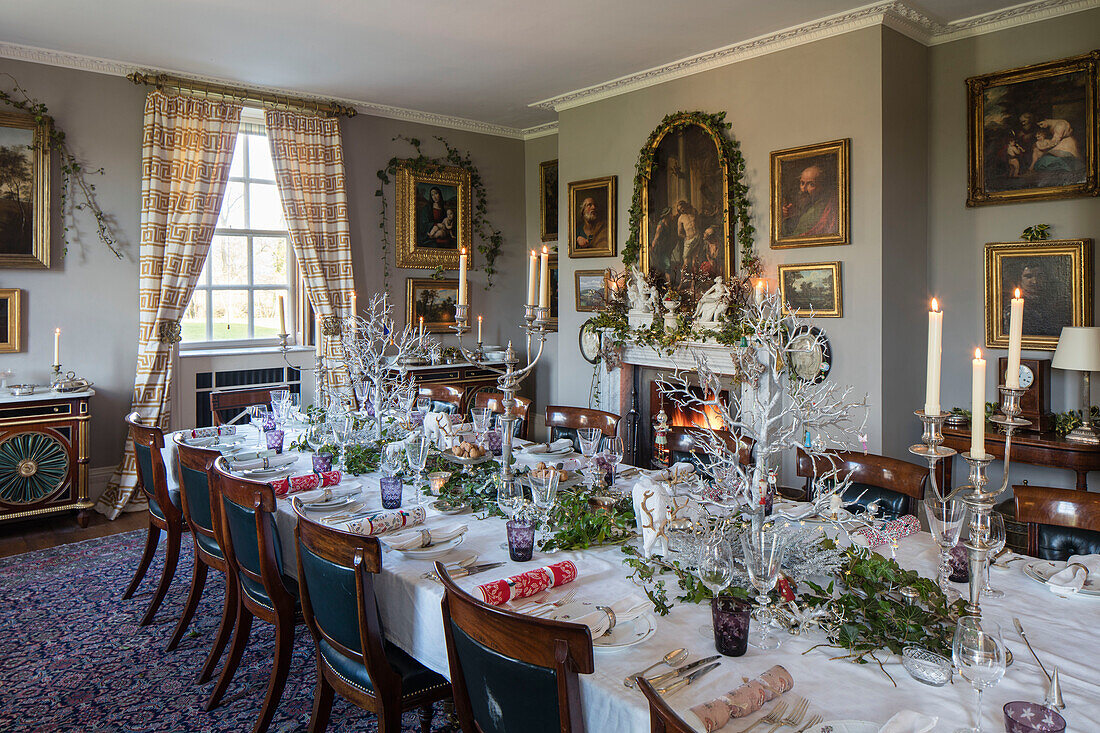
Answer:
567, 175, 615, 258
395, 163, 470, 270
642, 122, 730, 300
778, 262, 842, 317
0, 111, 50, 268
967, 52, 1098, 206
770, 138, 849, 249
416, 182, 459, 250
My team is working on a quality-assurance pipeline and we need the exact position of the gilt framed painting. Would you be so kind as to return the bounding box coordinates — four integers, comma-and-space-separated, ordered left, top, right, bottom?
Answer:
770, 139, 850, 249
778, 261, 843, 317
395, 163, 471, 269
0, 111, 50, 268
567, 175, 616, 258
539, 159, 558, 242
406, 278, 459, 333
0, 288, 21, 352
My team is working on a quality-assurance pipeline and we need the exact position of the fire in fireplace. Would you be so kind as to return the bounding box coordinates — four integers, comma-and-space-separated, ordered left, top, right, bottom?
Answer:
649, 382, 728, 431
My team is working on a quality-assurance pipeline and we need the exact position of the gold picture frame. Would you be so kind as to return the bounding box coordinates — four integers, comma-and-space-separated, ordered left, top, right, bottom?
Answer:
546, 254, 559, 332
394, 163, 472, 269
0, 111, 51, 268
567, 175, 616, 258
984, 239, 1092, 350
574, 269, 608, 312
0, 288, 21, 352
539, 159, 558, 242
967, 51, 1098, 207
770, 138, 850, 249
406, 277, 460, 333
778, 261, 843, 317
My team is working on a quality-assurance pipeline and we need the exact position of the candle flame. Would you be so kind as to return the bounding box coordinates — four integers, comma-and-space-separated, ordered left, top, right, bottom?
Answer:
930, 297, 938, 312
974, 348, 982, 359
531, 249, 536, 257
461, 248, 466, 255
55, 327, 60, 335
542, 245, 548, 254
1014, 287, 1021, 299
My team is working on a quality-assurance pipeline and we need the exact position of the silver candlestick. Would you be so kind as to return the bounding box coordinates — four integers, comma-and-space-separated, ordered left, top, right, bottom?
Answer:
313, 354, 327, 411
909, 410, 956, 500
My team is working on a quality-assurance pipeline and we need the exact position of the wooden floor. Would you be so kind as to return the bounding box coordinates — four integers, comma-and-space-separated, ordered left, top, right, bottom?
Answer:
0, 510, 146, 558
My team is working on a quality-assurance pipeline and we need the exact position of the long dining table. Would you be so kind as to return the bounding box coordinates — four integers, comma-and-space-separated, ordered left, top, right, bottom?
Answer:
166, 431, 1100, 732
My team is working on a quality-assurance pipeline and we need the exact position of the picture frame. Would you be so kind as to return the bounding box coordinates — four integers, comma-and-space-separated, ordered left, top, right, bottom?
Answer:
770, 138, 850, 249
394, 163, 472, 270
406, 277, 460, 333
778, 261, 843, 317
0, 288, 21, 352
567, 175, 616, 258
539, 159, 558, 242
574, 269, 608, 312
967, 51, 1099, 206
0, 110, 51, 268
547, 254, 558, 332
984, 239, 1093, 350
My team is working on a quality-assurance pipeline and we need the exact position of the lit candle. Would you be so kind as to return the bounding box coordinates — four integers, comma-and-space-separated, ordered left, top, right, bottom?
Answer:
539, 246, 550, 309
754, 280, 764, 306
477, 314, 483, 343
971, 348, 987, 458
1006, 287, 1023, 388
53, 328, 60, 366
315, 316, 323, 358
527, 249, 538, 307
277, 295, 286, 335
350, 291, 357, 317
925, 298, 942, 415
458, 248, 468, 306
419, 316, 424, 340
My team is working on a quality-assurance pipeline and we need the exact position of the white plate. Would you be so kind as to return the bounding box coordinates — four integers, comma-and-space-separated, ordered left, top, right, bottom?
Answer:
439, 451, 494, 466
519, 447, 574, 459
395, 533, 466, 560
302, 495, 356, 511
1023, 560, 1100, 596
240, 466, 294, 480
808, 723, 878, 733
549, 602, 657, 650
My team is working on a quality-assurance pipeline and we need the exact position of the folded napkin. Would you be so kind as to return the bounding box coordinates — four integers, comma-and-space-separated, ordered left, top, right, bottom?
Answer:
271, 470, 342, 498
566, 596, 648, 637
382, 522, 467, 550
851, 515, 920, 549
346, 505, 426, 536
689, 665, 794, 732
1047, 554, 1100, 594
231, 452, 298, 472
523, 438, 574, 454
228, 449, 277, 463
878, 711, 937, 733
185, 426, 237, 441
649, 462, 696, 483
477, 560, 578, 605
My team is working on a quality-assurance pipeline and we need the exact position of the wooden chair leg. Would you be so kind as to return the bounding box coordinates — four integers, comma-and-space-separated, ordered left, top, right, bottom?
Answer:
378, 709, 404, 733
123, 521, 160, 600
252, 617, 295, 733
139, 524, 181, 626
197, 571, 237, 684
307, 661, 335, 733
206, 596, 252, 711
418, 704, 435, 733
166, 548, 208, 651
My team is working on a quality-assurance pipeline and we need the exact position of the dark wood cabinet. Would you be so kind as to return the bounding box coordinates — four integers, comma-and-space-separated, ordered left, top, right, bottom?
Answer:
389, 362, 503, 415
942, 424, 1100, 491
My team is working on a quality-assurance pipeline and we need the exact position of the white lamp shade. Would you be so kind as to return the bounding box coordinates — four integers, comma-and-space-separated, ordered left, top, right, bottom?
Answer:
1052, 327, 1100, 372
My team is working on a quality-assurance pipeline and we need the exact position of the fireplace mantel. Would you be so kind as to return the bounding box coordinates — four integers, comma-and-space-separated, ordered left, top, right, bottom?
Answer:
618, 340, 748, 376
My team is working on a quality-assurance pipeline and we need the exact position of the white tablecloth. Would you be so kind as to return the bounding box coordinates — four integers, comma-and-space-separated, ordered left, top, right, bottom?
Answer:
167, 434, 1100, 732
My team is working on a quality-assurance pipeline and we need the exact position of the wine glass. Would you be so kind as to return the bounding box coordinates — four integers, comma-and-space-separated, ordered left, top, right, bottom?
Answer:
981, 513, 1006, 598
577, 427, 602, 464
270, 389, 290, 425
404, 433, 431, 505
331, 416, 354, 468
381, 443, 404, 477
741, 523, 790, 650
495, 474, 526, 550
952, 616, 1006, 733
416, 395, 431, 415
471, 407, 493, 446
925, 496, 967, 603
528, 471, 560, 546
606, 436, 625, 483
698, 535, 733, 596
248, 405, 270, 447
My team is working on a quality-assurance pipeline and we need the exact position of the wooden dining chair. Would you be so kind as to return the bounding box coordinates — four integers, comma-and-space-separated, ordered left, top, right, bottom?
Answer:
418, 383, 464, 414
796, 449, 927, 519
122, 412, 184, 627
1014, 484, 1100, 560
436, 561, 594, 733
293, 511, 451, 733
168, 436, 237, 684
635, 676, 696, 733
209, 386, 280, 426
207, 457, 301, 733
665, 427, 752, 473
473, 390, 532, 439
545, 405, 620, 453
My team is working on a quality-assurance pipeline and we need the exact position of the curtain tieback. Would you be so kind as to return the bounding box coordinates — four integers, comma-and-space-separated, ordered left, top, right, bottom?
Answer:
156, 320, 183, 344
319, 316, 343, 337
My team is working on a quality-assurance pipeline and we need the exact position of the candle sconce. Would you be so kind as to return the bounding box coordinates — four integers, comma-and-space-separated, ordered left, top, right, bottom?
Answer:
908, 410, 956, 500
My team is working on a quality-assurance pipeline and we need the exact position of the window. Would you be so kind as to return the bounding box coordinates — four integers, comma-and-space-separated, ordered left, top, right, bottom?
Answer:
182, 111, 293, 345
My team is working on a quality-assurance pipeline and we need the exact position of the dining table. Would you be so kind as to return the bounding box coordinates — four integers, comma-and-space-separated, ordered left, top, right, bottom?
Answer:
164, 428, 1100, 732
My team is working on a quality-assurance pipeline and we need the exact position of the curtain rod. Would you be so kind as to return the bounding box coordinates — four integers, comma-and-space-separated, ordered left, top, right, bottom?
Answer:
126, 72, 357, 118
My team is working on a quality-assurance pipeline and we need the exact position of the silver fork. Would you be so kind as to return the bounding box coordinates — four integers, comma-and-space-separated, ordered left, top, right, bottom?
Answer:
517, 588, 579, 616
734, 702, 787, 733
766, 697, 807, 732
794, 715, 822, 732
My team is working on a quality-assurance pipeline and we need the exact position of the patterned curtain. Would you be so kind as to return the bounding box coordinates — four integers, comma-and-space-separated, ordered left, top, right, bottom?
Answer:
263, 110, 355, 389
95, 91, 241, 519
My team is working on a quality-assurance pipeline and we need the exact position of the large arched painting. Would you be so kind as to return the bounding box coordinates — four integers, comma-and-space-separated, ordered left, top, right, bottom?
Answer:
641, 121, 729, 299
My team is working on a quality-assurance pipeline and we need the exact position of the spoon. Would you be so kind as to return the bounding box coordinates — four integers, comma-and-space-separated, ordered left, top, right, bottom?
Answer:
623, 648, 688, 688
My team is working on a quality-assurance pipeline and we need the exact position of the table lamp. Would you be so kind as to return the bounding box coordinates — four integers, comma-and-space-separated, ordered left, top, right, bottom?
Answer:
1052, 326, 1100, 445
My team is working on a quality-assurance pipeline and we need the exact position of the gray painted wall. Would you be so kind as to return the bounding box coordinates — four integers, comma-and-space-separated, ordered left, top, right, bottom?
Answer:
522, 134, 559, 426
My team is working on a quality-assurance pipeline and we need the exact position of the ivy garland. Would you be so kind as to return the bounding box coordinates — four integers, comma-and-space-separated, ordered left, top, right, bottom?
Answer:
376, 135, 504, 290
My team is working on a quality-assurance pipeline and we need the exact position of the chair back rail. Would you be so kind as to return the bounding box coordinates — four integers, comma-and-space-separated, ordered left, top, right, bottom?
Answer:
666, 427, 753, 466
1014, 484, 1100, 559
418, 383, 464, 414
125, 412, 180, 526
635, 676, 696, 733
209, 386, 281, 426
544, 405, 620, 438
474, 391, 532, 439
173, 435, 225, 563
796, 449, 927, 517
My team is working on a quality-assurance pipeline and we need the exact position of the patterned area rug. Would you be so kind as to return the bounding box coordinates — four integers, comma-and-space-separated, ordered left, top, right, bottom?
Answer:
0, 530, 451, 732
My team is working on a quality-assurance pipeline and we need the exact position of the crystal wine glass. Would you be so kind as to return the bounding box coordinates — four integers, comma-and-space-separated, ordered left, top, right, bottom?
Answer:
381, 442, 404, 477
404, 433, 431, 505
606, 436, 625, 484
471, 407, 492, 446
270, 389, 290, 425
528, 471, 560, 546
952, 616, 1006, 733
248, 405, 269, 447
332, 416, 354, 468
696, 533, 733, 637
925, 496, 967, 603
416, 395, 431, 415
981, 513, 1006, 598
577, 427, 602, 464
741, 523, 790, 650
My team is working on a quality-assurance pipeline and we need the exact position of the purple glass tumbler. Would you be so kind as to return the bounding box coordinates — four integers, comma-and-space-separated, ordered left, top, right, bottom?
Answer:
312, 452, 333, 474
265, 429, 285, 454
711, 596, 751, 657
380, 476, 403, 510
506, 519, 535, 562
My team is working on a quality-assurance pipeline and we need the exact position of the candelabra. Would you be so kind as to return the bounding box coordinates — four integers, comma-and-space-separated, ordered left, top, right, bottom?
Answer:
908, 410, 956, 500
452, 302, 550, 503
313, 354, 328, 411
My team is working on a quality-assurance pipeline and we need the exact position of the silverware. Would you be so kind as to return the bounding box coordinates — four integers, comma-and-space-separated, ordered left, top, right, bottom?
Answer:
624, 648, 688, 689
422, 562, 504, 583
656, 661, 719, 695
322, 508, 379, 524
647, 655, 720, 685
765, 697, 808, 733
734, 703, 787, 733
1014, 617, 1065, 710
515, 588, 578, 616
795, 715, 823, 732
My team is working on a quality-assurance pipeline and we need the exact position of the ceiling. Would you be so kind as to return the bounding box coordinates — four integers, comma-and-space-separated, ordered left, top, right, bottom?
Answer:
0, 1, 1066, 130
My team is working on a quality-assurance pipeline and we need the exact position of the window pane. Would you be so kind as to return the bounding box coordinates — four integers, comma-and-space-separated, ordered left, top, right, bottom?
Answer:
209, 235, 249, 285
247, 133, 276, 180
249, 183, 286, 230
182, 289, 208, 342
217, 181, 247, 229
228, 134, 245, 178
211, 290, 250, 340
254, 289, 286, 339
253, 237, 288, 285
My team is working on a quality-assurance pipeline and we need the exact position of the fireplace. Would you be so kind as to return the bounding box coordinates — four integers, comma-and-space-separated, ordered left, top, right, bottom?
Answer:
649, 382, 728, 431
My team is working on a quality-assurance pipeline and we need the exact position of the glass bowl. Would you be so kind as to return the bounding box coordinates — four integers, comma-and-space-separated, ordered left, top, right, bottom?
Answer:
901, 646, 952, 687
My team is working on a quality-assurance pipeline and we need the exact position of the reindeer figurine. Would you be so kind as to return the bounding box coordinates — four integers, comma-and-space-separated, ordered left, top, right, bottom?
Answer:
632, 476, 670, 558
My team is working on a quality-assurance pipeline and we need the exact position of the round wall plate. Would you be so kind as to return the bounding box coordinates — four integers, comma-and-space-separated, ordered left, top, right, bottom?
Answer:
579, 319, 601, 364
788, 326, 832, 384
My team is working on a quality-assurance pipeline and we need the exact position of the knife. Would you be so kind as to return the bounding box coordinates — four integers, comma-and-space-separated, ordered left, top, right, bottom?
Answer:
646, 655, 720, 685
424, 561, 505, 583
657, 662, 720, 695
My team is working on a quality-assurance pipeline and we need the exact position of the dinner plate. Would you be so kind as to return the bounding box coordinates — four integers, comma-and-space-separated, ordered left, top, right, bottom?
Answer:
240, 466, 294, 480
592, 612, 657, 650
1023, 559, 1100, 596
807, 723, 878, 733
518, 447, 574, 459
302, 495, 356, 511
395, 533, 466, 560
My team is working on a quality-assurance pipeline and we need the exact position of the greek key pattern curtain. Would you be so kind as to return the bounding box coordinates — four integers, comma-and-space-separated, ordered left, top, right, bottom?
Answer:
264, 110, 355, 388
95, 91, 241, 519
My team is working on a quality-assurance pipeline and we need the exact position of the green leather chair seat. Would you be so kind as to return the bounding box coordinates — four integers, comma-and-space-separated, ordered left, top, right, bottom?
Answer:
148, 489, 181, 521
240, 572, 299, 611
194, 530, 224, 561
317, 637, 449, 700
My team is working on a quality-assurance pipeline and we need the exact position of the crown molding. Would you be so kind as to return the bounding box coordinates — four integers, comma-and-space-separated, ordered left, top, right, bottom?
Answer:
926, 0, 1100, 45
521, 121, 559, 140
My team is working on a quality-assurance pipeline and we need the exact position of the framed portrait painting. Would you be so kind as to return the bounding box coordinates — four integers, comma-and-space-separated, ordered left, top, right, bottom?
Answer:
539, 159, 558, 242
967, 51, 1098, 206
575, 269, 608, 312
0, 111, 50, 268
778, 261, 843, 317
406, 278, 459, 333
770, 139, 850, 249
0, 288, 21, 352
395, 163, 472, 270
985, 240, 1093, 350
567, 175, 616, 258
547, 254, 559, 332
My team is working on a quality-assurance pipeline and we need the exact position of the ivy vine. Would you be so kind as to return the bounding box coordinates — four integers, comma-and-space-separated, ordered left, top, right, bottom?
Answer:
0, 74, 122, 260
376, 135, 503, 290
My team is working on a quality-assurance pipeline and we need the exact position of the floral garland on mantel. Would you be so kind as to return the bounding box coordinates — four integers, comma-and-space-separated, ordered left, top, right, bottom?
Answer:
376, 135, 504, 290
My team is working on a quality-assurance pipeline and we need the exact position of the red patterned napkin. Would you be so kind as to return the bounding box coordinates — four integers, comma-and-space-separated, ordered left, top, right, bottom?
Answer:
852, 514, 920, 549
476, 560, 578, 606
690, 666, 794, 732
271, 470, 341, 498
